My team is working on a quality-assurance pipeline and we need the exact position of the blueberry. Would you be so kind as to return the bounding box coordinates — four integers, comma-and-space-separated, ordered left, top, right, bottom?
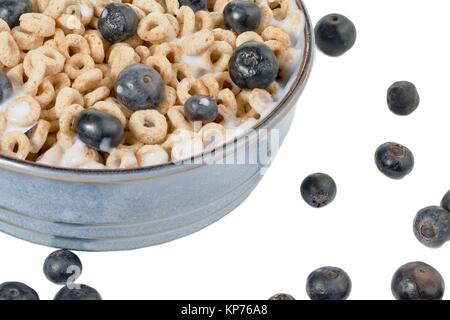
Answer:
374, 142, 414, 179
54, 284, 102, 300
229, 41, 279, 89
223, 1, 261, 33
43, 250, 83, 285
315, 14, 356, 57
441, 190, 450, 212
391, 262, 444, 300
75, 109, 124, 152
98, 3, 138, 43
115, 64, 165, 111
413, 206, 450, 248
0, 71, 13, 104
300, 173, 337, 208
0, 0, 32, 28
179, 0, 208, 12
0, 282, 39, 300
269, 293, 296, 300
387, 81, 420, 116
184, 95, 218, 124
306, 267, 352, 300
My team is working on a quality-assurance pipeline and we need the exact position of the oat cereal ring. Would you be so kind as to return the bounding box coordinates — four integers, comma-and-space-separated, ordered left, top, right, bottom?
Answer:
165, 14, 181, 37
84, 30, 105, 63
170, 63, 194, 88
96, 64, 114, 89
65, 53, 95, 79
109, 47, 140, 81
106, 42, 131, 61
216, 72, 240, 95
7, 96, 41, 127
171, 135, 203, 162
195, 11, 214, 30
48, 119, 60, 133
46, 72, 71, 95
11, 27, 44, 51
199, 122, 226, 149
177, 6, 195, 36
176, 77, 209, 105
65, 34, 91, 56
38, 46, 67, 76
129, 110, 168, 145
84, 86, 111, 107
66, 0, 94, 25
237, 88, 273, 118
57, 14, 85, 35
132, 0, 165, 13
91, 101, 127, 128
28, 119, 51, 153
213, 0, 230, 13
262, 26, 291, 47
200, 74, 220, 99
157, 85, 177, 115
167, 106, 192, 131
181, 29, 214, 55
43, 0, 67, 19
20, 13, 56, 37
40, 132, 57, 154
0, 112, 7, 133
235, 31, 263, 47
264, 39, 287, 62
40, 107, 58, 122
59, 104, 83, 134
256, 3, 272, 33
203, 41, 232, 72
135, 46, 150, 62
217, 88, 238, 114
1, 132, 31, 160
212, 28, 236, 48
267, 0, 288, 20
128, 4, 147, 20
118, 132, 144, 153
72, 68, 103, 93
279, 47, 297, 78
145, 56, 173, 85
23, 66, 46, 96
0, 19, 10, 33
266, 81, 280, 97
56, 131, 76, 149
136, 144, 169, 166
106, 149, 138, 169
55, 87, 84, 117
105, 97, 133, 120
137, 12, 175, 44
6, 64, 25, 86
124, 34, 144, 48
152, 42, 183, 63
36, 0, 50, 13
35, 80, 56, 109
165, 0, 180, 15
0, 32, 21, 68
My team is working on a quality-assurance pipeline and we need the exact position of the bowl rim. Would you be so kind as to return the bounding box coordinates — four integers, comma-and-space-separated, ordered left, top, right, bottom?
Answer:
0, 0, 314, 182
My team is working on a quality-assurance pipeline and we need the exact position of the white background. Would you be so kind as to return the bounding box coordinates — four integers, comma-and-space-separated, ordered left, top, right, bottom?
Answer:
1, 0, 450, 300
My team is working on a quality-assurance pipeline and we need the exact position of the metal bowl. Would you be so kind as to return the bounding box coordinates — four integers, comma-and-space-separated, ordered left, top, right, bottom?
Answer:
0, 1, 314, 251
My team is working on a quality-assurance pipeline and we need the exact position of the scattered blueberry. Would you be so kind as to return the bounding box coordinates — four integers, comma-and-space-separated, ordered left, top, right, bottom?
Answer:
300, 173, 337, 208
269, 293, 296, 300
315, 13, 356, 57
229, 41, 279, 89
0, 0, 32, 28
98, 3, 138, 43
115, 64, 165, 111
179, 0, 208, 12
43, 250, 83, 285
0, 71, 13, 104
184, 95, 219, 124
75, 109, 124, 152
374, 142, 414, 179
387, 81, 420, 116
391, 262, 444, 300
223, 0, 261, 33
54, 284, 102, 300
306, 267, 352, 300
413, 206, 450, 248
0, 282, 39, 300
441, 190, 450, 212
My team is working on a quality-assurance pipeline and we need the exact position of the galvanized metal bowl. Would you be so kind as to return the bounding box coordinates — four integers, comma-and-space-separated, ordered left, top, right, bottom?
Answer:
0, 1, 313, 251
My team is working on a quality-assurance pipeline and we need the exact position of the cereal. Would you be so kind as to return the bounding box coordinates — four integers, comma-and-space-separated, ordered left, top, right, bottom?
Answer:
55, 87, 84, 117
72, 68, 103, 93
1, 132, 31, 160
145, 56, 173, 85
129, 110, 168, 145
0, 32, 21, 68
136, 144, 169, 167
106, 149, 138, 169
167, 106, 192, 131
28, 119, 51, 153
177, 6, 195, 36
181, 29, 214, 55
7, 96, 41, 127
20, 13, 56, 37
137, 12, 174, 44
84, 86, 110, 107
65, 53, 95, 79
203, 41, 232, 72
176, 77, 209, 104
235, 31, 263, 47
11, 27, 44, 51
59, 104, 83, 134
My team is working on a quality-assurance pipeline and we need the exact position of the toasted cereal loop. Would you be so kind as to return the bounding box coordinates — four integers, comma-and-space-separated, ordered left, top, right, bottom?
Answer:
106, 149, 138, 169
199, 122, 226, 149
129, 110, 168, 145
136, 144, 169, 167
65, 53, 95, 79
7, 96, 41, 127
57, 14, 85, 34
200, 74, 220, 99
177, 6, 195, 36
55, 87, 84, 117
268, 0, 289, 20
176, 77, 209, 104
181, 29, 214, 55
138, 12, 174, 44
235, 31, 263, 47
11, 27, 44, 51
262, 26, 291, 47
195, 11, 215, 30
84, 86, 110, 107
217, 88, 238, 115
167, 106, 192, 131
59, 104, 83, 134
28, 119, 51, 153
165, 0, 180, 15
170, 63, 193, 87
216, 72, 240, 95
0, 112, 7, 133
157, 85, 177, 115
135, 45, 151, 61
0, 32, 21, 68
72, 68, 103, 93
20, 13, 56, 37
133, 0, 165, 14
171, 135, 203, 162
84, 31, 105, 63
43, 0, 67, 19
203, 41, 232, 72
213, 0, 230, 13
212, 28, 236, 48
46, 73, 71, 95
0, 19, 10, 33
35, 80, 56, 109
145, 56, 173, 84
264, 39, 287, 61
1, 132, 31, 160
118, 131, 144, 152
256, 3, 272, 33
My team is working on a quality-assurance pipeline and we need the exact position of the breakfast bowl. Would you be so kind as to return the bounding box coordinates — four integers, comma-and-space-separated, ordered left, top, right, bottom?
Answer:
0, 0, 313, 251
